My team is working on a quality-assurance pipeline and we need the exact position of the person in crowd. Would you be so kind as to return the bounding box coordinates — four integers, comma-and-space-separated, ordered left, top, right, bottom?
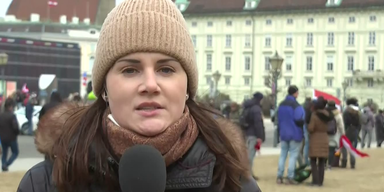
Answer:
300, 97, 313, 166
360, 106, 375, 148
17, 0, 260, 191
307, 96, 332, 187
341, 98, 361, 169
242, 92, 265, 180
326, 100, 345, 169
39, 91, 63, 120
0, 98, 19, 172
25, 94, 36, 135
276, 85, 305, 185
222, 103, 231, 119
375, 109, 384, 147
229, 102, 241, 126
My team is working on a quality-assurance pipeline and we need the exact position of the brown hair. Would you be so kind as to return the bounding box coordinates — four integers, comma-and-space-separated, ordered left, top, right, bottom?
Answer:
52, 98, 247, 191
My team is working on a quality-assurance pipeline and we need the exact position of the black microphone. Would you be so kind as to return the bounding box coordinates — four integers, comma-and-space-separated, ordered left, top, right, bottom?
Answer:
118, 145, 167, 192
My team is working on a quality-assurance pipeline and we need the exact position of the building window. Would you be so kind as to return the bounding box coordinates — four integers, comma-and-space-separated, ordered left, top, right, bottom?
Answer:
308, 18, 314, 23
245, 20, 252, 26
349, 16, 355, 23
191, 35, 196, 47
245, 34, 251, 47
307, 33, 313, 46
191, 22, 197, 27
368, 56, 375, 71
328, 17, 335, 23
287, 19, 293, 24
244, 56, 251, 71
206, 35, 212, 47
207, 21, 213, 27
348, 32, 354, 45
265, 57, 270, 71
367, 79, 374, 87
369, 32, 375, 45
306, 56, 313, 71
265, 36, 271, 47
225, 56, 231, 71
244, 77, 250, 86
305, 78, 312, 87
347, 56, 354, 71
226, 21, 232, 26
327, 56, 334, 71
285, 78, 291, 86
266, 19, 272, 25
370, 15, 376, 22
225, 77, 231, 85
225, 35, 232, 47
285, 56, 292, 71
206, 54, 212, 71
286, 33, 293, 47
326, 78, 333, 87
328, 32, 334, 46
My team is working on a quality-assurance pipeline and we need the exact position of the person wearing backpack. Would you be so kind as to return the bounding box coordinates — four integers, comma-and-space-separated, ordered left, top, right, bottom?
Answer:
307, 97, 333, 187
276, 85, 305, 185
361, 106, 375, 149
325, 100, 345, 169
241, 92, 265, 180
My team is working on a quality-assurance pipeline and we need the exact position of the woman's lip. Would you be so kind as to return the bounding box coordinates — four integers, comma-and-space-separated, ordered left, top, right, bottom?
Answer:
135, 108, 163, 117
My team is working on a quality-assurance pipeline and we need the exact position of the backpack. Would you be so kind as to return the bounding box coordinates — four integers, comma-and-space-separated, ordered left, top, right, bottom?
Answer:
327, 118, 337, 135
239, 107, 251, 130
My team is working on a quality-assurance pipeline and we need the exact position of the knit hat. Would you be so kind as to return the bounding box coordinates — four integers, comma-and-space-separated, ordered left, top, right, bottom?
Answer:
92, 0, 197, 97
253, 92, 264, 101
288, 85, 299, 95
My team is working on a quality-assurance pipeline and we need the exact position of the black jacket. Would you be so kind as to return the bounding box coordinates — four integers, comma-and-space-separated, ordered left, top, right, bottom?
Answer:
17, 137, 260, 192
243, 99, 265, 141
0, 111, 19, 143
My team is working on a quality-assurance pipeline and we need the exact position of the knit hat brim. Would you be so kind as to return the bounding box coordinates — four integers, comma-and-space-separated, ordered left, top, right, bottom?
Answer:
92, 0, 197, 98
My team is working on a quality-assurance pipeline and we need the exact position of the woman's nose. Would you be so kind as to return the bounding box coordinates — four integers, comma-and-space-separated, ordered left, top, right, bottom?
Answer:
139, 71, 160, 94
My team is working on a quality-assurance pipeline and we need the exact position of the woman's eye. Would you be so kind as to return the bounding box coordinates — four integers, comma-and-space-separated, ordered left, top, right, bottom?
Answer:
159, 67, 175, 74
122, 68, 138, 74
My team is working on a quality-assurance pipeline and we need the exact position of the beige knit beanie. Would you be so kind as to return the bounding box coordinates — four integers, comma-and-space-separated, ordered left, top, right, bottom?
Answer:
92, 0, 197, 98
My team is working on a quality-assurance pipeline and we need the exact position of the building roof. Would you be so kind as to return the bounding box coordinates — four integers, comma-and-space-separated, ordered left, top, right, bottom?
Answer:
6, 0, 115, 25
179, 0, 384, 14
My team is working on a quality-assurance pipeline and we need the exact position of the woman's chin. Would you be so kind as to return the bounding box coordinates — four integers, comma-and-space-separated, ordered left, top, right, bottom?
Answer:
136, 120, 167, 136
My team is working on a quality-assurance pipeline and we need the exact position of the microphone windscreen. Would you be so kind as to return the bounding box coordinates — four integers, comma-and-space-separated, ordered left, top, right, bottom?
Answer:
118, 145, 167, 192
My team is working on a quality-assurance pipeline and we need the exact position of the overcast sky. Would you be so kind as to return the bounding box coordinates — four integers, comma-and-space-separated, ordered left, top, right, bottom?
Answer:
0, 0, 125, 17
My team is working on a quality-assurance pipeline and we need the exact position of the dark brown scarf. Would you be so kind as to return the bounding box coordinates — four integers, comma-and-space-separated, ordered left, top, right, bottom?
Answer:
106, 107, 199, 166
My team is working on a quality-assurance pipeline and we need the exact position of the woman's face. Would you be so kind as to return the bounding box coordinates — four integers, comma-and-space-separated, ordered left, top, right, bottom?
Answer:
105, 52, 188, 136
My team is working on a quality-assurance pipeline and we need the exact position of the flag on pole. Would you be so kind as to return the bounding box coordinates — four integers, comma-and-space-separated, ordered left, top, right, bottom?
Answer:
48, 0, 58, 7
82, 72, 88, 87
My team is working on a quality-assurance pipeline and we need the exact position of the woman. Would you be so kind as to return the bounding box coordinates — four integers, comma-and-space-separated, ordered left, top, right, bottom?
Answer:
17, 0, 260, 191
326, 100, 345, 169
307, 97, 333, 187
229, 102, 241, 126
376, 110, 384, 147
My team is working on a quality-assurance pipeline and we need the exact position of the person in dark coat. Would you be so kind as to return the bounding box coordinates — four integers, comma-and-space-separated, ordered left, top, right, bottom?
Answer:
341, 98, 360, 169
38, 91, 63, 120
307, 97, 333, 187
243, 92, 265, 180
0, 98, 20, 171
375, 110, 384, 147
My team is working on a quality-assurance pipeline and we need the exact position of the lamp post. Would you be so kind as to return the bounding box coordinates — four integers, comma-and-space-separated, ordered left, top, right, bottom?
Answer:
0, 53, 8, 111
269, 51, 284, 148
212, 70, 221, 98
342, 80, 349, 111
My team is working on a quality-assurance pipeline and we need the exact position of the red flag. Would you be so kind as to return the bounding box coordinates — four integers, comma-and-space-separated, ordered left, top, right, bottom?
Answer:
339, 135, 369, 158
313, 89, 341, 109
48, 0, 58, 7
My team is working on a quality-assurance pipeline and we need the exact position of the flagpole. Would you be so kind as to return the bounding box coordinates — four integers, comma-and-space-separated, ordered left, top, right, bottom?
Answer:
46, 4, 50, 22
87, 1, 90, 19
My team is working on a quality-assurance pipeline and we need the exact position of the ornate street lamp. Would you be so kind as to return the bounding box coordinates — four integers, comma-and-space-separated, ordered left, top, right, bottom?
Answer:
0, 53, 8, 111
269, 51, 284, 148
212, 70, 221, 97
342, 80, 349, 111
